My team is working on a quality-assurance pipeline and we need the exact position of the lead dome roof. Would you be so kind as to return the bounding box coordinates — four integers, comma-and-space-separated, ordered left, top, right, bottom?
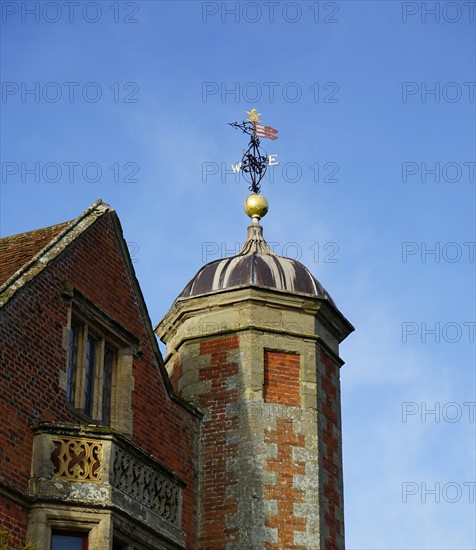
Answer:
179, 223, 335, 305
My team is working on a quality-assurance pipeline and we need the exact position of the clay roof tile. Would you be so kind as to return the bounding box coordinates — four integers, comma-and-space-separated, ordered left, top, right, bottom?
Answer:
0, 221, 70, 285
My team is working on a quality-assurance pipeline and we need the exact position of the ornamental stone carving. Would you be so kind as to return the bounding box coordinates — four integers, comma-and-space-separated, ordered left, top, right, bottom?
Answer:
51, 437, 102, 481
111, 447, 181, 527
30, 423, 185, 547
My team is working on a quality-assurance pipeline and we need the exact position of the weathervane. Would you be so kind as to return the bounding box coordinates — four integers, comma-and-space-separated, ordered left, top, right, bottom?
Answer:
229, 109, 279, 223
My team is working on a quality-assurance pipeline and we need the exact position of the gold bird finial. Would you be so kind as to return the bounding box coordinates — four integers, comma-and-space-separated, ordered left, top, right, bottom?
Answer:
246, 108, 261, 123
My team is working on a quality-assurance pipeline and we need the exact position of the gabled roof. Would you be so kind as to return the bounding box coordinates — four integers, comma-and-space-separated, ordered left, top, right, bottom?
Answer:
0, 199, 200, 417
0, 199, 110, 307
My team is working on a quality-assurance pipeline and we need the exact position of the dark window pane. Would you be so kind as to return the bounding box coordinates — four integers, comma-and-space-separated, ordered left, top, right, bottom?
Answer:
84, 334, 97, 417
102, 347, 113, 425
67, 324, 79, 403
51, 532, 88, 550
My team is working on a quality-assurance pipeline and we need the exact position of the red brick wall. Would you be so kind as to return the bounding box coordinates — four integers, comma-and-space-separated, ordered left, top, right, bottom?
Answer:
198, 335, 239, 548
263, 350, 301, 406
264, 418, 306, 549
319, 349, 344, 549
0, 213, 199, 548
0, 496, 27, 549
170, 357, 183, 393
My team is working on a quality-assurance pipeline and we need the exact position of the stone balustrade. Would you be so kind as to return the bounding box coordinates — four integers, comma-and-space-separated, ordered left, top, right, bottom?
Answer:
29, 422, 185, 546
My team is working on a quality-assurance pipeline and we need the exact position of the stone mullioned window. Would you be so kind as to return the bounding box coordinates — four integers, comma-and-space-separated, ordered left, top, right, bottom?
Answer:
61, 285, 140, 436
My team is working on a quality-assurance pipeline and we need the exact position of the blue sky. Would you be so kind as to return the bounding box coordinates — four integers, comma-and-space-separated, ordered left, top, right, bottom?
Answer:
1, 1, 475, 547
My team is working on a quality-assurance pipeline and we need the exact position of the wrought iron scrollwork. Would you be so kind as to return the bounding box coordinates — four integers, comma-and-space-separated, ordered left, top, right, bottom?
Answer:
228, 120, 270, 194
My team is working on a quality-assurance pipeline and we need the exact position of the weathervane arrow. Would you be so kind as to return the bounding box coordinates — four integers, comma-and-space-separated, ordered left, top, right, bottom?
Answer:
228, 109, 279, 194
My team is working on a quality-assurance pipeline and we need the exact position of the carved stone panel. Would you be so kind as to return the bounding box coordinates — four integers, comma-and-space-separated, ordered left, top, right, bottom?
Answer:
51, 437, 102, 482
111, 447, 181, 527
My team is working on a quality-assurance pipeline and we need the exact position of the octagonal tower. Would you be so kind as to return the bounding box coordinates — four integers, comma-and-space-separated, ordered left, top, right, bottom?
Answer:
156, 201, 353, 549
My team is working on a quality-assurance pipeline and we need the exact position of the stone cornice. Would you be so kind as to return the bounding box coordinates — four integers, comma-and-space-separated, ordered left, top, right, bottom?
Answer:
156, 286, 354, 347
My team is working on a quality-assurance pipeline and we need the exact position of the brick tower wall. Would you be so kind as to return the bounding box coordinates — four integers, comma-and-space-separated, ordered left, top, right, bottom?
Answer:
167, 319, 345, 550
317, 349, 346, 549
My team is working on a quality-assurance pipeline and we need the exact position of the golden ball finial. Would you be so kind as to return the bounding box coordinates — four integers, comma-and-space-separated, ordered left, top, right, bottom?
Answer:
244, 194, 268, 221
